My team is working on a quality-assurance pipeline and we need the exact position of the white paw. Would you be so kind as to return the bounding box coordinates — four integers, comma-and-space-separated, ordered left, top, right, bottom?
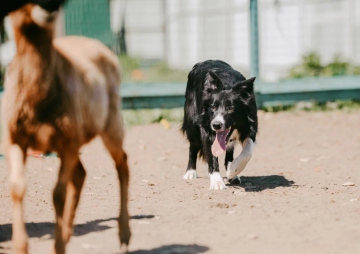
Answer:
183, 169, 197, 180
209, 172, 226, 190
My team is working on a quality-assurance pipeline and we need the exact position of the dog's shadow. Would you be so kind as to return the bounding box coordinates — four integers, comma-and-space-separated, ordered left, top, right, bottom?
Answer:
127, 244, 209, 254
228, 175, 295, 192
0, 215, 154, 243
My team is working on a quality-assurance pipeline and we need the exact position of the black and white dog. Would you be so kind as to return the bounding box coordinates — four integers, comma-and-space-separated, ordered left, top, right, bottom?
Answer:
181, 60, 258, 190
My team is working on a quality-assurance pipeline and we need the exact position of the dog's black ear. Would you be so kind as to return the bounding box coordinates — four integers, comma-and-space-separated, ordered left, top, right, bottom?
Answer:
232, 77, 256, 104
204, 71, 224, 94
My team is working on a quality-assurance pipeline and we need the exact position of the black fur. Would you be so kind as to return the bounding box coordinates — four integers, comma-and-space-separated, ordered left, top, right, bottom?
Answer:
181, 60, 258, 177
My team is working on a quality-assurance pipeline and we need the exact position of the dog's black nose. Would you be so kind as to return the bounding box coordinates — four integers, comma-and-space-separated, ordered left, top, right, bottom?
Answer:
212, 122, 223, 130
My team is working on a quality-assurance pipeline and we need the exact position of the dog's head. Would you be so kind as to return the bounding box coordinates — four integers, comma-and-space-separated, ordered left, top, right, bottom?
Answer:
10, 4, 60, 32
200, 71, 256, 156
0, 0, 65, 23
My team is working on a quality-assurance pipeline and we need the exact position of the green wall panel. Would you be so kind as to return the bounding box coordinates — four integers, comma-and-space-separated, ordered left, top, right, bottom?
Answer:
64, 0, 113, 46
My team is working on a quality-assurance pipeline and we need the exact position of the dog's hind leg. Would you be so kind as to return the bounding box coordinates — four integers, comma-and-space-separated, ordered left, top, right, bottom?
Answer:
225, 147, 241, 185
53, 151, 79, 254
183, 144, 199, 179
62, 159, 86, 244
101, 112, 131, 249
7, 144, 28, 254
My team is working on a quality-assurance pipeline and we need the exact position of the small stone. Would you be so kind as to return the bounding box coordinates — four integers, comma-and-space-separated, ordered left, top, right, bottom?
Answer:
233, 190, 246, 196
227, 211, 236, 214
350, 198, 359, 202
342, 182, 355, 186
93, 176, 101, 180
82, 243, 98, 249
248, 234, 258, 239
142, 180, 149, 183
214, 203, 229, 208
316, 156, 329, 161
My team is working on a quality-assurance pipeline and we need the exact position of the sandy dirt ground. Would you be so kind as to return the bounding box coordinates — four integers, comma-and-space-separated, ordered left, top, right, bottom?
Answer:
0, 110, 359, 254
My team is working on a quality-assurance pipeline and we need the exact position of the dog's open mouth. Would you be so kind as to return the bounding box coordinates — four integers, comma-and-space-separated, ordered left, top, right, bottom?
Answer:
211, 127, 231, 157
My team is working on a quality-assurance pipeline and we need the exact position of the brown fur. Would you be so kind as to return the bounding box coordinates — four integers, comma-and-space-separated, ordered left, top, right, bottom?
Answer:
2, 5, 131, 254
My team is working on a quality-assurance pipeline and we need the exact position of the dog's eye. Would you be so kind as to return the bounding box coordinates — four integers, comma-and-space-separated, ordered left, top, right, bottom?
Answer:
227, 106, 235, 112
211, 105, 217, 111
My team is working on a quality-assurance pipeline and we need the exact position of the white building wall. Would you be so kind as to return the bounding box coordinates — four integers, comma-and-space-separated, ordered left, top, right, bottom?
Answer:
108, 0, 360, 80
232, 0, 250, 73
167, 0, 201, 70
110, 0, 164, 59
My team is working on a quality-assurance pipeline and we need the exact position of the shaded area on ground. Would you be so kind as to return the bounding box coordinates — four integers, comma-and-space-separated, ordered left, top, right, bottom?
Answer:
0, 111, 359, 254
234, 175, 295, 192
128, 244, 209, 254
0, 215, 155, 242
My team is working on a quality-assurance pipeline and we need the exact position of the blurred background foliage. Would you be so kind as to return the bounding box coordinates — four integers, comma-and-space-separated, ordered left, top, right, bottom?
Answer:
119, 55, 188, 83
288, 52, 360, 79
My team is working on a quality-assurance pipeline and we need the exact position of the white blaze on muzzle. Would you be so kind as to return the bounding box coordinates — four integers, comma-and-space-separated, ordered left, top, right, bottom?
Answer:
211, 114, 228, 157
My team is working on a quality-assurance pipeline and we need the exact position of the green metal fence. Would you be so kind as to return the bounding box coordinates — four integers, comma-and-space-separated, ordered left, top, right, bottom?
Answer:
63, 0, 113, 47
120, 76, 360, 109
62, 0, 360, 109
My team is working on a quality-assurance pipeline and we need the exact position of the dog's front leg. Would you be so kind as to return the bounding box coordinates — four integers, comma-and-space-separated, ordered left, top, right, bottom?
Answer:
226, 137, 254, 179
204, 135, 226, 190
208, 156, 226, 190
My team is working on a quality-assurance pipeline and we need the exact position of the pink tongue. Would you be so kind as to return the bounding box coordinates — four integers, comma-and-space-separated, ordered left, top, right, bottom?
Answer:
211, 129, 229, 157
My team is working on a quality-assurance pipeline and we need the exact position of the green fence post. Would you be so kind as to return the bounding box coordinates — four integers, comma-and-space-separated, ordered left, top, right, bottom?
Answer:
249, 0, 262, 107
250, 0, 260, 79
